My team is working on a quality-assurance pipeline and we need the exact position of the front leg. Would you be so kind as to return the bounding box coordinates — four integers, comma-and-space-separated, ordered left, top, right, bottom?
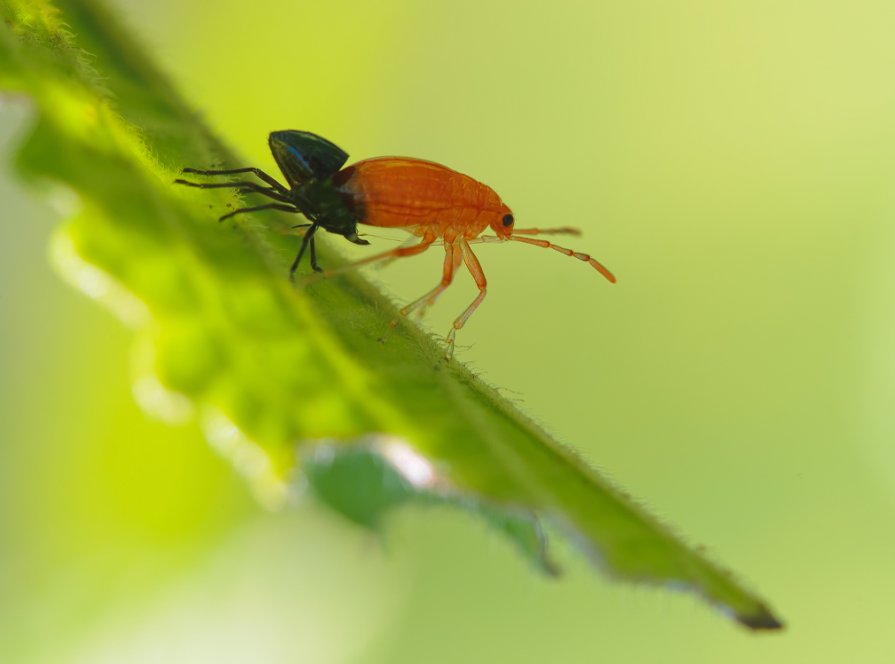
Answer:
446, 238, 487, 358
181, 166, 289, 195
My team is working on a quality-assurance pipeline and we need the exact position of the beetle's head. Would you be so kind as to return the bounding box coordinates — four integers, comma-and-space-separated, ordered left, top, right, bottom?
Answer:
490, 204, 516, 239
313, 207, 370, 246
318, 210, 369, 245
340, 230, 370, 246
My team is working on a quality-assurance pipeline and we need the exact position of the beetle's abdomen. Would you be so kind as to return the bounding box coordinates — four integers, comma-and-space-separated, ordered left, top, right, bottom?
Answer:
336, 157, 504, 233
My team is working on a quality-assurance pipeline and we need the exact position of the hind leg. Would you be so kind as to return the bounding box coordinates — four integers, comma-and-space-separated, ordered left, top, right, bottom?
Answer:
399, 240, 458, 320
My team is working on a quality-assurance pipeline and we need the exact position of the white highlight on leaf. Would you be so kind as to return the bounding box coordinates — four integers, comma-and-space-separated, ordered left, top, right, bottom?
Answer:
51, 230, 149, 327
46, 182, 80, 217
375, 437, 438, 489
132, 373, 193, 424
299, 435, 443, 492
204, 410, 290, 509
129, 334, 193, 424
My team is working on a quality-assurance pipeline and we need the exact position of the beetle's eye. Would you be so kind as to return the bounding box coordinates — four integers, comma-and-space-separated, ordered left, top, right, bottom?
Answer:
502, 214, 514, 227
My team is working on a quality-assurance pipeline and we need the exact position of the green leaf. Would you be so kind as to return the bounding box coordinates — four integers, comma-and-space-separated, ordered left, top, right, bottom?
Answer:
0, 0, 782, 629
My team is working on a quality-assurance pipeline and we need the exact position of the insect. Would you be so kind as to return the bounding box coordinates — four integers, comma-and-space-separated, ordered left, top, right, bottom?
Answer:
176, 130, 615, 354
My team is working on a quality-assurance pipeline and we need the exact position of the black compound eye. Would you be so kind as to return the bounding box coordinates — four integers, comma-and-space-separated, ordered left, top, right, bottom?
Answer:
502, 214, 514, 227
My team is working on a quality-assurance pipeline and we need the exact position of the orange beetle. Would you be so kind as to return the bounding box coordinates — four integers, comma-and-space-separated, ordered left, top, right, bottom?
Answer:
177, 130, 615, 353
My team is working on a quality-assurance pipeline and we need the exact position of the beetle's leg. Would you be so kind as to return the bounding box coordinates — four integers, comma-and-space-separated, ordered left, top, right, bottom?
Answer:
398, 241, 457, 320
372, 233, 425, 270
237, 186, 287, 198
507, 236, 616, 283
181, 167, 289, 194
510, 226, 582, 236
219, 203, 300, 222
174, 178, 292, 204
465, 235, 500, 244
318, 236, 436, 279
290, 224, 320, 281
309, 235, 323, 273
446, 238, 488, 358
452, 240, 464, 268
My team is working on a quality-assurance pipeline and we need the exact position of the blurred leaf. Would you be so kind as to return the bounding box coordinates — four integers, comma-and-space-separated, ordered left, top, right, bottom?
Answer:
0, 0, 782, 629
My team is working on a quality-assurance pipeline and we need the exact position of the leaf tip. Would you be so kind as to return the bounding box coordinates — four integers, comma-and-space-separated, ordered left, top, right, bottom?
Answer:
736, 605, 785, 631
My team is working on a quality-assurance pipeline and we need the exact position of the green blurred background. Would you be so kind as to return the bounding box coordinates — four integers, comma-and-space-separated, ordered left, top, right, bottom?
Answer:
2, 0, 894, 661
